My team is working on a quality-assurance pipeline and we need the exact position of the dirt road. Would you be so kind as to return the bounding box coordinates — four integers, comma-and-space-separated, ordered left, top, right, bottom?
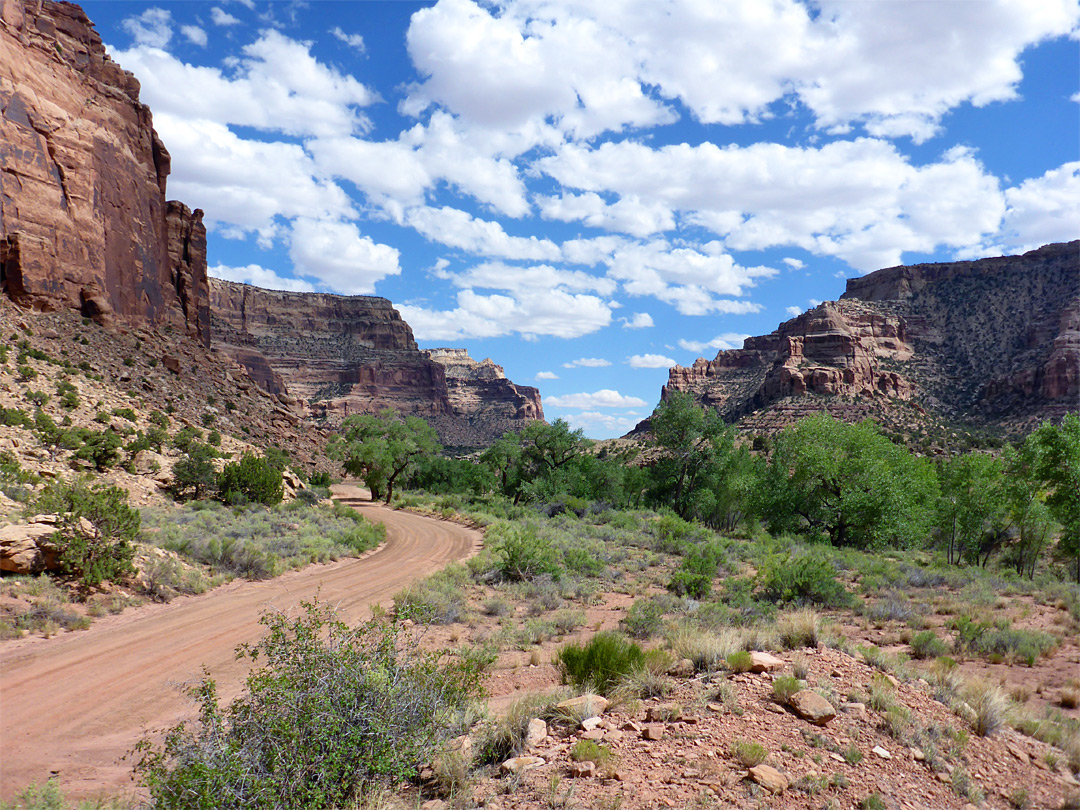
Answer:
0, 486, 480, 800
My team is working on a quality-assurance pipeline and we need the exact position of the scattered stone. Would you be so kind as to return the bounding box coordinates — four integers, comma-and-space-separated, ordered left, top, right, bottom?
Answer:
500, 756, 545, 776
788, 690, 836, 725
421, 800, 447, 810
748, 765, 789, 794
911, 748, 925, 762
525, 719, 547, 750
765, 703, 785, 714
1005, 742, 1029, 765
580, 729, 604, 741
621, 720, 642, 732
642, 724, 665, 741
162, 354, 181, 374
749, 652, 785, 673
706, 703, 723, 713
604, 730, 624, 743
568, 761, 595, 778
581, 717, 603, 732
842, 702, 868, 719
872, 746, 892, 760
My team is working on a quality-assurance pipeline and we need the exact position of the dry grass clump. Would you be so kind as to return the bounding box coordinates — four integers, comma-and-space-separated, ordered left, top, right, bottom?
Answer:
666, 622, 743, 672
1059, 678, 1080, 710
474, 691, 568, 764
964, 678, 1010, 737
778, 608, 820, 649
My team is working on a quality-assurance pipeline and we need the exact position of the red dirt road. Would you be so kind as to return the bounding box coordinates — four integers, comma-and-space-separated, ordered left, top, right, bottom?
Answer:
0, 486, 481, 801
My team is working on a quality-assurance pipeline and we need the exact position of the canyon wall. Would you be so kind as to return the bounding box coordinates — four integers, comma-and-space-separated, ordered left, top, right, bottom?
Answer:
657, 242, 1079, 432
209, 279, 543, 449
0, 0, 209, 345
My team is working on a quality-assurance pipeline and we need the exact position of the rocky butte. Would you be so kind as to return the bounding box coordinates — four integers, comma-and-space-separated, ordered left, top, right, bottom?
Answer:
652, 242, 1079, 434
0, 0, 209, 346
209, 279, 544, 449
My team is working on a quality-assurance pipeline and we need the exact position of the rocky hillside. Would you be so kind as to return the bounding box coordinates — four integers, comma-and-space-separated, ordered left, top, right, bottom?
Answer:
0, 0, 208, 347
210, 279, 543, 449
652, 242, 1078, 437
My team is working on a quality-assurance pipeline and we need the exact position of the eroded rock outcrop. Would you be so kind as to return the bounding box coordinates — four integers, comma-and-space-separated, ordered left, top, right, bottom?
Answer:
0, 0, 209, 346
209, 279, 543, 448
657, 242, 1079, 432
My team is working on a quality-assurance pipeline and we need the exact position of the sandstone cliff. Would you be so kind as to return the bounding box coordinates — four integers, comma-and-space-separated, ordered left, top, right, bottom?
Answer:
0, 0, 208, 346
655, 242, 1079, 434
209, 279, 543, 448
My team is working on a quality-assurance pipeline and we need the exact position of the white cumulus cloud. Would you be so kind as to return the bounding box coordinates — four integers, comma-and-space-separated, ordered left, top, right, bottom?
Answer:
628, 354, 676, 369
121, 8, 172, 48
545, 390, 647, 409
210, 7, 241, 26
209, 263, 316, 292
288, 218, 401, 294
677, 333, 749, 354
562, 358, 611, 368
535, 371, 559, 380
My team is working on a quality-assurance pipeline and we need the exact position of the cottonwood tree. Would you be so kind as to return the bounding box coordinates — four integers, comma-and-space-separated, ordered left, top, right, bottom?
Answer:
331, 410, 440, 503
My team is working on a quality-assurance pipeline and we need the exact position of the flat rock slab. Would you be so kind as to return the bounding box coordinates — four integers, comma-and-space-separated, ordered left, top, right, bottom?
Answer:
556, 694, 609, 720
749, 764, 789, 793
501, 756, 545, 775
749, 651, 785, 672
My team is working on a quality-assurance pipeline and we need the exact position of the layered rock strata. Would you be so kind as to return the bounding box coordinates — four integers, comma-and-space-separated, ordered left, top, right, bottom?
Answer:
0, 0, 208, 346
209, 279, 543, 448
657, 242, 1079, 430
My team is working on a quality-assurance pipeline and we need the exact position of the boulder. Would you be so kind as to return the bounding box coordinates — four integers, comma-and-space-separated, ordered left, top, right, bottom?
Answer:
568, 761, 595, 778
524, 718, 547, 750
748, 764, 788, 794
0, 522, 62, 574
788, 690, 837, 725
749, 651, 785, 672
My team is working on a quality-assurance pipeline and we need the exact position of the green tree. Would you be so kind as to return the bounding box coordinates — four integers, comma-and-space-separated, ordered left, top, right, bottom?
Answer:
647, 392, 760, 529
1028, 414, 1080, 582
332, 410, 441, 503
217, 453, 284, 506
32, 479, 139, 587
936, 452, 1008, 565
171, 442, 218, 501
760, 414, 938, 549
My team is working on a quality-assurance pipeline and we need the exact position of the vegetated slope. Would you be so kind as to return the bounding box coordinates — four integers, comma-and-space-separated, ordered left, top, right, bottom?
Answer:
0, 485, 479, 800
209, 279, 544, 450
648, 242, 1079, 440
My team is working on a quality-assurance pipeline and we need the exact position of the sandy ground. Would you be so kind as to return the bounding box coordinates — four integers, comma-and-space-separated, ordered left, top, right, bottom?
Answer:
0, 485, 481, 801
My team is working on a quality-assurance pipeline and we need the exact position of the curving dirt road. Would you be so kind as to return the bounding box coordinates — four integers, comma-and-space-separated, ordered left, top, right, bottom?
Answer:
0, 485, 480, 801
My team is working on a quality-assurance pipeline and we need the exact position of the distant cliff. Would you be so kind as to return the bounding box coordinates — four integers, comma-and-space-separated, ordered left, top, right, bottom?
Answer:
209, 279, 543, 448
652, 242, 1079, 434
0, 0, 209, 346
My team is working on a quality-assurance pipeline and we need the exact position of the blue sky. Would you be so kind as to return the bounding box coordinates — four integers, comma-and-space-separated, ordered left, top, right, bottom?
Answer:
83, 0, 1079, 438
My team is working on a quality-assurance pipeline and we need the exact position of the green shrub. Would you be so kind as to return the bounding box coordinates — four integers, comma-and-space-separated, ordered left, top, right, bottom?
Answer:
948, 616, 1057, 665
492, 523, 562, 582
25, 390, 49, 407
134, 601, 483, 809
310, 471, 334, 488
556, 631, 644, 695
726, 650, 753, 673
171, 426, 204, 453
17, 364, 37, 381
32, 479, 138, 587
621, 598, 665, 639
757, 552, 851, 608
393, 564, 468, 624
730, 739, 767, 768
112, 407, 138, 422
910, 630, 948, 659
772, 675, 804, 703
1, 407, 34, 428
217, 454, 283, 506
651, 513, 698, 553
570, 739, 613, 766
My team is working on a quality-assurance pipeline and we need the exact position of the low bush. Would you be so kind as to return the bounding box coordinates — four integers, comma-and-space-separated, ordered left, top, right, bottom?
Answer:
910, 629, 948, 659
667, 623, 743, 672
726, 650, 753, 673
621, 598, 665, 639
556, 631, 644, 695
964, 678, 1010, 737
134, 601, 484, 809
171, 443, 218, 501
393, 564, 469, 624
491, 523, 562, 582
756, 552, 851, 608
667, 540, 726, 598
948, 616, 1057, 665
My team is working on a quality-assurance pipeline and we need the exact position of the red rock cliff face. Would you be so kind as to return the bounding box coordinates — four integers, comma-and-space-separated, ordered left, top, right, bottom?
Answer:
657, 242, 1079, 431
209, 279, 543, 448
0, 0, 209, 347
